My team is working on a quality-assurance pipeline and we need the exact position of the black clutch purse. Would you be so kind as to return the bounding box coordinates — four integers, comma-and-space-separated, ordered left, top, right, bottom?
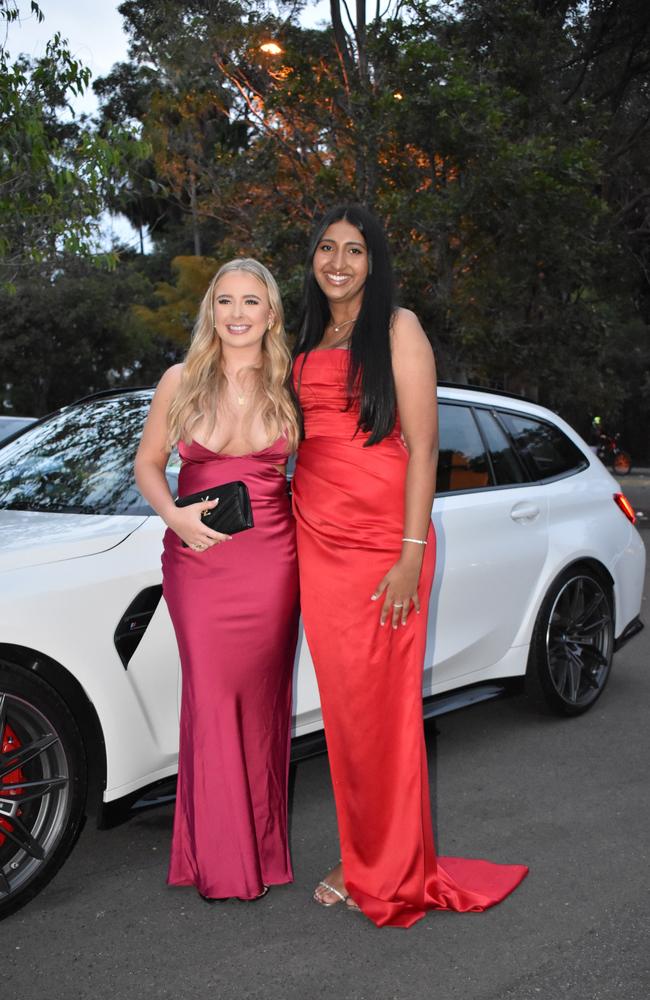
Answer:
175, 480, 254, 545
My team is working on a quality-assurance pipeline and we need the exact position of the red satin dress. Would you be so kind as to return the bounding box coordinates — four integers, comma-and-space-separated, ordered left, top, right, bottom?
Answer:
292, 350, 528, 927
162, 438, 299, 899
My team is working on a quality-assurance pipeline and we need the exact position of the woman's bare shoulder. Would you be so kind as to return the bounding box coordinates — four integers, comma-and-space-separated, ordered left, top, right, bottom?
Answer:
152, 364, 185, 406
159, 363, 184, 385
392, 306, 420, 327
390, 308, 432, 353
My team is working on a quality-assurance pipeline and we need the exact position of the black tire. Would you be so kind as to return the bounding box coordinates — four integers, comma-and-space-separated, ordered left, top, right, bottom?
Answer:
0, 661, 87, 920
526, 566, 614, 716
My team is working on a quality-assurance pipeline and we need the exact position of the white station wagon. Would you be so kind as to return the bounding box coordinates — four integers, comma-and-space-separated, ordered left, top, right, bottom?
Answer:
0, 384, 644, 919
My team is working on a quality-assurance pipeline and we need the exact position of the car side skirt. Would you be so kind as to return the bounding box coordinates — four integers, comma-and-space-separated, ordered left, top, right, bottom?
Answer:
613, 615, 644, 652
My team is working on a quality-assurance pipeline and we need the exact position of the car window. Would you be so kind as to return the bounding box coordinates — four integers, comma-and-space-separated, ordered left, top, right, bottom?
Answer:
165, 448, 181, 497
498, 411, 587, 481
474, 408, 526, 485
0, 395, 156, 515
436, 404, 490, 494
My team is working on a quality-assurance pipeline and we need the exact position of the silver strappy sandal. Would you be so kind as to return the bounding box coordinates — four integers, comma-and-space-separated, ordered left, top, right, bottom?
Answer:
313, 878, 348, 907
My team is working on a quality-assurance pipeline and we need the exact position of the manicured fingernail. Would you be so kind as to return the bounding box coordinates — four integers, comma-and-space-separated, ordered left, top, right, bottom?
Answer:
402, 621, 406, 627
370, 595, 377, 601
380, 621, 385, 627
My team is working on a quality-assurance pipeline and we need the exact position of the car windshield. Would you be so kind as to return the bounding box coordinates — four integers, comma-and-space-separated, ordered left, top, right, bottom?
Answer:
0, 394, 161, 516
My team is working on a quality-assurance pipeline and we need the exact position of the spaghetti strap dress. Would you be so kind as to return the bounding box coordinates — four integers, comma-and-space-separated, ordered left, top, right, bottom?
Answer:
292, 350, 528, 928
162, 437, 299, 899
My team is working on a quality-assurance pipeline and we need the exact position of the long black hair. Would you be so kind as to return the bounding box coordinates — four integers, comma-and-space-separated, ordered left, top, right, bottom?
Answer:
293, 204, 397, 445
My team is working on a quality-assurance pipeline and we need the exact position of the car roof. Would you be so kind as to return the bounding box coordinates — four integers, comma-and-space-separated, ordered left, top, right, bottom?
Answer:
71, 386, 154, 406
44, 382, 565, 430
437, 383, 561, 421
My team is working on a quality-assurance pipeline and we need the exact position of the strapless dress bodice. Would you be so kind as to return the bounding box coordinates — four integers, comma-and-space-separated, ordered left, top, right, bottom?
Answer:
293, 351, 402, 443
176, 437, 290, 503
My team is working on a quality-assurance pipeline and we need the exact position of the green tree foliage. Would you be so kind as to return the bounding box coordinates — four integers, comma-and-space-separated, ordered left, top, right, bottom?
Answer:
0, 0, 146, 286
96, 1, 650, 436
4, 0, 648, 454
0, 255, 181, 415
95, 1, 255, 258
441, 0, 650, 441
134, 255, 220, 344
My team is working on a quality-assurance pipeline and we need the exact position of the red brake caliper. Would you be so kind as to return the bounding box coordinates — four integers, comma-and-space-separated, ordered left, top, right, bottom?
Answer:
0, 722, 24, 846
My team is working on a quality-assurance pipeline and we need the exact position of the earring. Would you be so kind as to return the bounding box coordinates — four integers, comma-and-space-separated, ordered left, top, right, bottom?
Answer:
368, 253, 373, 276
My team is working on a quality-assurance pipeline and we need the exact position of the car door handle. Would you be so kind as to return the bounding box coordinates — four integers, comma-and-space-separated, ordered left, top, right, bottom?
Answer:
510, 502, 541, 523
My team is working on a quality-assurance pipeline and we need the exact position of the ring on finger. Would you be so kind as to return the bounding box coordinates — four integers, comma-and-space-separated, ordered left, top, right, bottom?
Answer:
393, 602, 404, 608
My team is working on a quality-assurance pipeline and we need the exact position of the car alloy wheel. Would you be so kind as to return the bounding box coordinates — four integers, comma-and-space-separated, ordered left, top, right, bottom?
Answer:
0, 662, 86, 920
528, 569, 614, 716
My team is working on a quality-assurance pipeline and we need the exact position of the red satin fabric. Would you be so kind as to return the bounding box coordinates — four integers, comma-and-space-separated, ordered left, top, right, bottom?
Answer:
162, 439, 298, 899
292, 351, 528, 927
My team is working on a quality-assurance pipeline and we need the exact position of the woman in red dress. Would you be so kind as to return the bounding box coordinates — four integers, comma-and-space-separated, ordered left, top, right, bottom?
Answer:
292, 206, 528, 928
135, 259, 300, 902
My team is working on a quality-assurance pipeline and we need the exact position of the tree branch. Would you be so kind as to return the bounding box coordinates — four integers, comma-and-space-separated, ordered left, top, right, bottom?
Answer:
606, 112, 650, 165
330, 0, 355, 88
614, 187, 650, 221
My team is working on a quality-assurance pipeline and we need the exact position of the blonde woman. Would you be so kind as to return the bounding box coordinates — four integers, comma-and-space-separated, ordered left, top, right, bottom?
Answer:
135, 259, 300, 903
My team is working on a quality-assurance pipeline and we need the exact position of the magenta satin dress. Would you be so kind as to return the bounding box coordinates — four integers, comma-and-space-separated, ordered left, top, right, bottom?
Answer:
162, 438, 299, 899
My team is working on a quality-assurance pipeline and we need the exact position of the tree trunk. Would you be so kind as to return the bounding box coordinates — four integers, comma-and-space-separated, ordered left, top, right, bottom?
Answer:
330, 0, 354, 84
356, 0, 367, 82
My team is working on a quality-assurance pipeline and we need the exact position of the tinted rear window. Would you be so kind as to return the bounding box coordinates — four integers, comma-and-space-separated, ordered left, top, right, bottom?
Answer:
0, 396, 153, 515
499, 412, 587, 481
474, 408, 526, 486
437, 404, 490, 493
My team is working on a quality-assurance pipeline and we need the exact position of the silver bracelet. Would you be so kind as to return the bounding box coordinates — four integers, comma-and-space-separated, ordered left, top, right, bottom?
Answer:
402, 537, 427, 545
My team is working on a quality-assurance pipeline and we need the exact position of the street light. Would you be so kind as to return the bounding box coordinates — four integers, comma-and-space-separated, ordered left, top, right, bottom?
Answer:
260, 41, 283, 56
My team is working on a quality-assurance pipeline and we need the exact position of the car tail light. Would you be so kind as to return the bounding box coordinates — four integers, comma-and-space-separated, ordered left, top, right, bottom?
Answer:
613, 493, 636, 524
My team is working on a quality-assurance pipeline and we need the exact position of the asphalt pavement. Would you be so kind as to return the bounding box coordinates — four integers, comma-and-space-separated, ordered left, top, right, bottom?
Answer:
5, 480, 650, 1000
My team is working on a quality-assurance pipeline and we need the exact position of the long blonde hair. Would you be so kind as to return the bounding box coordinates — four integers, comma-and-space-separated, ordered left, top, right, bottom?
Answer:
167, 258, 299, 451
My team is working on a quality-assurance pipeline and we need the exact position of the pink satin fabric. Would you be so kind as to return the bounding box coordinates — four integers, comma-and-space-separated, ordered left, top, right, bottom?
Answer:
162, 438, 299, 899
292, 351, 528, 927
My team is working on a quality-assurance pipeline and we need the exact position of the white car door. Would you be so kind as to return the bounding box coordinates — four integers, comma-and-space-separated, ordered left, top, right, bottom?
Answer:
117, 516, 182, 757
121, 449, 184, 753
425, 402, 550, 693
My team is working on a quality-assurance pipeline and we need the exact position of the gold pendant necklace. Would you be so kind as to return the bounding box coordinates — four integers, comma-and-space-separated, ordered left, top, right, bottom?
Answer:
324, 315, 358, 349
225, 371, 246, 406
331, 316, 357, 334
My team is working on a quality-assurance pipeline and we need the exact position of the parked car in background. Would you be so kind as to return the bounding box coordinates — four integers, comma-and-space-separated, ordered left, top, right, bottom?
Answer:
0, 385, 645, 920
0, 416, 35, 444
